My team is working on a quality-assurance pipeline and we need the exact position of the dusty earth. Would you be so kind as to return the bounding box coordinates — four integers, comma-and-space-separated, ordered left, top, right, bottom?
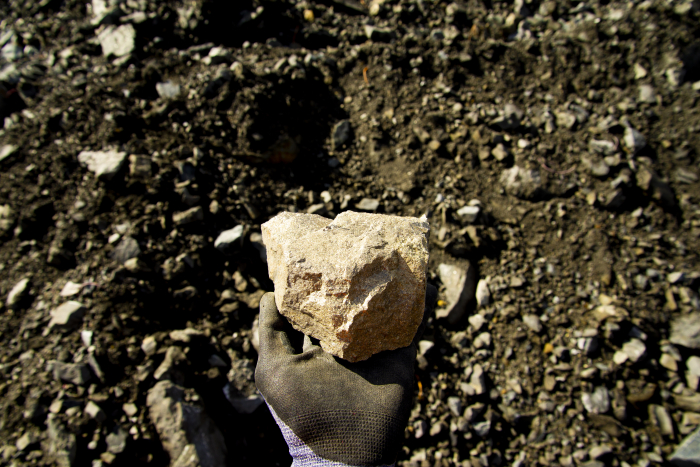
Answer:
1, 0, 700, 466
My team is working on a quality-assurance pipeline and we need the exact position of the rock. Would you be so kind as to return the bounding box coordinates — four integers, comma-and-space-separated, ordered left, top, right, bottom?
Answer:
6, 277, 29, 309
332, 120, 352, 149
456, 205, 480, 223
671, 427, 700, 466
85, 401, 106, 422
670, 313, 700, 349
78, 150, 127, 180
141, 336, 157, 357
364, 25, 395, 42
636, 166, 675, 208
173, 206, 204, 225
675, 393, 700, 412
500, 166, 544, 200
582, 387, 610, 414
147, 380, 227, 467
660, 353, 679, 372
623, 125, 646, 154
112, 236, 140, 264
650, 404, 674, 437
154, 346, 186, 381
50, 361, 91, 386
60, 281, 83, 297
48, 301, 86, 331
123, 403, 138, 417
214, 225, 244, 251
589, 444, 612, 460
355, 198, 380, 211
435, 263, 477, 324
491, 144, 509, 161
675, 167, 699, 185
222, 387, 264, 414
105, 427, 127, 454
473, 332, 491, 349
638, 84, 656, 104
98, 24, 136, 58
156, 80, 181, 99
0, 144, 17, 162
261, 211, 429, 362
16, 432, 34, 451
79, 330, 93, 348
617, 338, 646, 363
447, 396, 462, 416
47, 417, 77, 467
493, 103, 523, 129
469, 314, 486, 332
523, 314, 542, 333
470, 364, 486, 394
170, 328, 206, 343
475, 279, 490, 308
686, 356, 700, 391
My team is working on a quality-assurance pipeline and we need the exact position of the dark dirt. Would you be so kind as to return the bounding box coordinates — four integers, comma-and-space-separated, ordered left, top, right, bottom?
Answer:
1, 0, 700, 466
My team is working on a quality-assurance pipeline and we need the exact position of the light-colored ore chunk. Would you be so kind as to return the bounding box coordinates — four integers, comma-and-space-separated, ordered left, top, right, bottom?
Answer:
262, 211, 429, 362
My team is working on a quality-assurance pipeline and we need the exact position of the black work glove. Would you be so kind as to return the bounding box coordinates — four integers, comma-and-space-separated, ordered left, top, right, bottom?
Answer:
255, 285, 437, 467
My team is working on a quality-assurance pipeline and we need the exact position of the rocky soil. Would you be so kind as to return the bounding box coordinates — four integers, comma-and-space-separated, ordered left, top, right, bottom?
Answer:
1, 0, 700, 466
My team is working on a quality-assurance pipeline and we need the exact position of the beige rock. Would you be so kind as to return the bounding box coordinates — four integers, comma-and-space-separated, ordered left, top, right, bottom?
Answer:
262, 211, 429, 362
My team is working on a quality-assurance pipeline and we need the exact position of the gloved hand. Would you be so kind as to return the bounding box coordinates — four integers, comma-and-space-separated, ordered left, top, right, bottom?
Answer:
255, 285, 437, 467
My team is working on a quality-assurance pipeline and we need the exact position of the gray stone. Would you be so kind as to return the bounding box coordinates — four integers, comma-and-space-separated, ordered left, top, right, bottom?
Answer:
154, 346, 186, 381
500, 166, 544, 200
147, 380, 227, 467
332, 120, 352, 149
0, 144, 17, 162
261, 211, 429, 362
78, 150, 127, 180
141, 335, 157, 357
6, 277, 29, 309
470, 364, 486, 394
129, 155, 151, 179
671, 427, 700, 466
638, 84, 657, 104
621, 338, 646, 362
105, 427, 128, 454
447, 397, 462, 416
156, 80, 181, 99
686, 356, 700, 391
651, 404, 674, 437
636, 165, 675, 208
85, 401, 106, 422
456, 205, 480, 223
523, 314, 542, 333
669, 272, 686, 284
98, 24, 136, 58
468, 314, 486, 331
475, 279, 490, 308
675, 167, 699, 185
670, 313, 700, 349
582, 386, 610, 414
623, 125, 646, 154
112, 236, 140, 264
51, 361, 91, 386
435, 263, 477, 324
589, 444, 612, 460
214, 225, 244, 251
49, 301, 86, 330
16, 432, 34, 451
173, 206, 204, 225
47, 418, 76, 467
355, 198, 380, 211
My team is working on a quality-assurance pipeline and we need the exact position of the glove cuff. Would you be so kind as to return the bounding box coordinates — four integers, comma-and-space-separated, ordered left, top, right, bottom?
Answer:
265, 399, 396, 467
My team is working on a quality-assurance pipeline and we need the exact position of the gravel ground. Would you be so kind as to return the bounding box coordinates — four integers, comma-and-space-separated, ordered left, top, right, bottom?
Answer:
1, 0, 700, 466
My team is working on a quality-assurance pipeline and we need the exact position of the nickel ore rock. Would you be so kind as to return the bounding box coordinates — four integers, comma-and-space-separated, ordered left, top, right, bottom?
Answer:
262, 211, 429, 362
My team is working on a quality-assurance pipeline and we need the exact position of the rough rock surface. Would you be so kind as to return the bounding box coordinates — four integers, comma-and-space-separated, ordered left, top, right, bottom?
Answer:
147, 380, 227, 467
262, 211, 429, 362
435, 263, 476, 324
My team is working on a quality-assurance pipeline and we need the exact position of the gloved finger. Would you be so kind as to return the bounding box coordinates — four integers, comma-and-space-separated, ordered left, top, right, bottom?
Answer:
412, 284, 437, 347
258, 292, 297, 359
302, 334, 323, 353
